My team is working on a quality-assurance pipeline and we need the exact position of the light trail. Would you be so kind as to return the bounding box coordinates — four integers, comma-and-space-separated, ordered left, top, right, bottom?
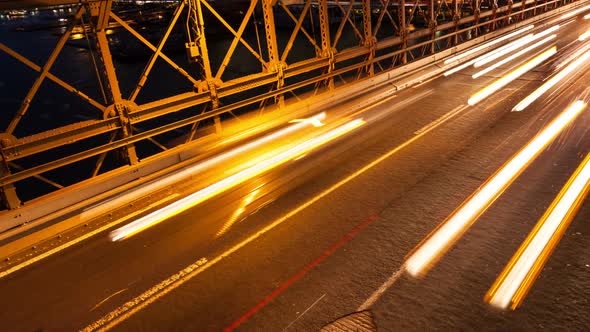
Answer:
109, 119, 365, 241
555, 42, 590, 71
404, 100, 586, 277
443, 25, 534, 65
513, 47, 590, 111
0, 88, 410, 279
473, 35, 556, 79
80, 112, 327, 221
579, 29, 590, 41
84, 90, 470, 332
289, 117, 325, 127
486, 150, 590, 310
561, 4, 590, 19
444, 59, 478, 77
472, 33, 534, 68
443, 26, 536, 77
216, 189, 260, 237
474, 25, 560, 68
468, 47, 557, 106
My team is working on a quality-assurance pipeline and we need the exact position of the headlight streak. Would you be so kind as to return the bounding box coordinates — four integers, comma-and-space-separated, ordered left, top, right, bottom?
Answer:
472, 34, 534, 68
223, 113, 326, 145
109, 119, 365, 241
444, 59, 479, 77
561, 4, 590, 19
443, 25, 535, 65
585, 13, 590, 19
579, 29, 590, 41
474, 25, 560, 68
486, 149, 590, 310
404, 100, 586, 277
513, 47, 590, 111
555, 42, 590, 71
79, 112, 327, 221
468, 47, 557, 106
289, 117, 325, 127
472, 35, 556, 79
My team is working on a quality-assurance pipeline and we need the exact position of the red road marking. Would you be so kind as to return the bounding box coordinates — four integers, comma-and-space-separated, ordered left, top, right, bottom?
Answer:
224, 215, 379, 332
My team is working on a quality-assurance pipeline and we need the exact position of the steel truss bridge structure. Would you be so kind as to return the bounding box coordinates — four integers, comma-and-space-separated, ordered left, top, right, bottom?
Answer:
0, 0, 582, 217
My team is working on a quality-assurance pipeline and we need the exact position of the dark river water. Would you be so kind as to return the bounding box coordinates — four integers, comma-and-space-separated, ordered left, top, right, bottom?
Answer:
0, 5, 352, 200
0, 5, 457, 200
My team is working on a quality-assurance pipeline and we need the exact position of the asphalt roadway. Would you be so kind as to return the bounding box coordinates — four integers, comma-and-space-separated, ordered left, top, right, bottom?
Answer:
1, 12, 590, 332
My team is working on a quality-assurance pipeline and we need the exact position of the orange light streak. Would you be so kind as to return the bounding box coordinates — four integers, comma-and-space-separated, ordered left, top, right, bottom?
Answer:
109, 119, 365, 241
486, 151, 590, 310
468, 47, 556, 106
404, 100, 586, 277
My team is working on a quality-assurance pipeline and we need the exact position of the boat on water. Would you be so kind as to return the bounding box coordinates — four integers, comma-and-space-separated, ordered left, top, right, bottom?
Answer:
7, 9, 27, 17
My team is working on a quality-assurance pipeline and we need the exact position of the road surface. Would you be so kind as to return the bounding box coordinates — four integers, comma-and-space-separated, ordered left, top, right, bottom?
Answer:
1, 10, 590, 332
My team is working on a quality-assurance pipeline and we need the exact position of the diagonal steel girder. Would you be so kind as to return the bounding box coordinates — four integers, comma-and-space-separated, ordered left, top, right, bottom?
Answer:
0, 0, 578, 191
0, 0, 566, 162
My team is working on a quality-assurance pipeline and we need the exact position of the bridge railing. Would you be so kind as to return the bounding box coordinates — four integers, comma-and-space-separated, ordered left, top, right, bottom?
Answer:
0, 0, 583, 210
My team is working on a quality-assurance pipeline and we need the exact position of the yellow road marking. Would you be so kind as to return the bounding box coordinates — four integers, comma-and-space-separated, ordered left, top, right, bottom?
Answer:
84, 102, 468, 331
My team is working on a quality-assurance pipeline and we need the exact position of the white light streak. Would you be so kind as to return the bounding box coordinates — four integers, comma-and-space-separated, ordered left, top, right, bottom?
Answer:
473, 35, 556, 79
289, 117, 325, 127
404, 100, 586, 277
473, 34, 534, 68
444, 60, 477, 77
444, 25, 534, 65
488, 148, 590, 310
80, 113, 326, 221
109, 119, 365, 241
513, 48, 590, 111
561, 4, 590, 19
579, 29, 590, 41
468, 47, 556, 106
474, 25, 560, 68
555, 42, 590, 71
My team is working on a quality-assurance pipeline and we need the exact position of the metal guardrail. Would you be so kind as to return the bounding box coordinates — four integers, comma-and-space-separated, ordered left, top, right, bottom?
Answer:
0, 0, 584, 210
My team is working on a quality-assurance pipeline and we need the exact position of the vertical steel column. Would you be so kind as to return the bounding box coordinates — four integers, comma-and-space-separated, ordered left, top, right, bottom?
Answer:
192, 0, 222, 132
262, 0, 284, 108
473, 0, 480, 37
318, 0, 334, 90
491, 0, 498, 31
399, 0, 408, 64
90, 0, 138, 165
193, 0, 215, 92
93, 1, 121, 102
506, 0, 513, 25
0, 137, 19, 209
452, 0, 459, 45
430, 0, 436, 54
362, 0, 375, 75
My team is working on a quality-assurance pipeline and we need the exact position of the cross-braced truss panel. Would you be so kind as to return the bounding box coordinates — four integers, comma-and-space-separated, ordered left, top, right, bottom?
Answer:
0, 0, 578, 208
